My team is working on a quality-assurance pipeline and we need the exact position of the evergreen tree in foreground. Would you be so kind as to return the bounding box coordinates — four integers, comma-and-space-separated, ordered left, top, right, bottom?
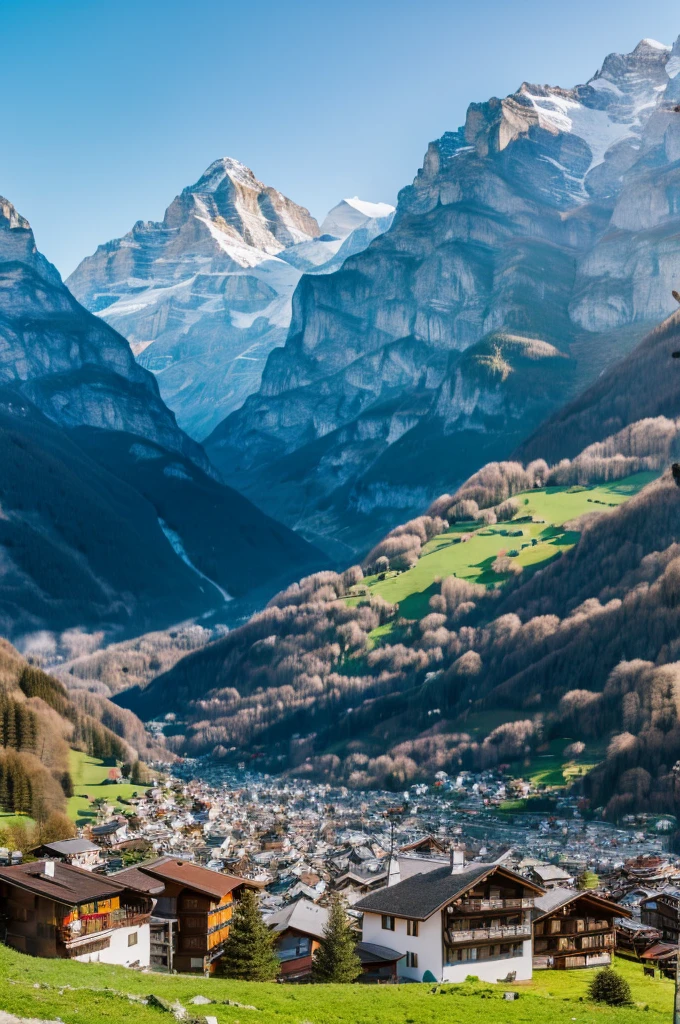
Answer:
218, 888, 280, 981
588, 967, 632, 1006
312, 893, 362, 983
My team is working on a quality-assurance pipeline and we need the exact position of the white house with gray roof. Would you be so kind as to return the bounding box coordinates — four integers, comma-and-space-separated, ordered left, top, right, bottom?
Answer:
354, 855, 544, 983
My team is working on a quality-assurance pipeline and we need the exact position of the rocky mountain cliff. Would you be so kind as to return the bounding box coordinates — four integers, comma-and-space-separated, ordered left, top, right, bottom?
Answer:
205, 37, 680, 560
0, 197, 321, 646
67, 161, 394, 438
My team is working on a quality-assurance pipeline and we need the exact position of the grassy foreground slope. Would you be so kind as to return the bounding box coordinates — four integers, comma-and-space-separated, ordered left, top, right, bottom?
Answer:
0, 946, 671, 1024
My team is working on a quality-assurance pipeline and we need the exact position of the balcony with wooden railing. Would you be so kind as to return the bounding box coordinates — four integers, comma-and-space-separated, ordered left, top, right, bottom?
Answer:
458, 897, 535, 912
58, 908, 150, 946
445, 923, 532, 945
534, 932, 616, 955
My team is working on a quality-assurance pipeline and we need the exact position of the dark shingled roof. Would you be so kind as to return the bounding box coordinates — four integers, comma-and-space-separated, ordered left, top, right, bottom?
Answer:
0, 860, 138, 906
357, 941, 405, 964
354, 863, 544, 920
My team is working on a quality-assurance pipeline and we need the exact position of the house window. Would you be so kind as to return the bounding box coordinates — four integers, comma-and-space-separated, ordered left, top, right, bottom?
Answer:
406, 952, 418, 968
381, 915, 395, 931
407, 919, 419, 937
184, 898, 199, 909
190, 957, 204, 969
128, 932, 138, 947
185, 936, 203, 949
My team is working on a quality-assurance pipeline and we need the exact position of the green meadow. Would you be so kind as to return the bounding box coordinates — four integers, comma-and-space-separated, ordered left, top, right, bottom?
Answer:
355, 473, 655, 638
0, 945, 670, 1024
67, 750, 150, 825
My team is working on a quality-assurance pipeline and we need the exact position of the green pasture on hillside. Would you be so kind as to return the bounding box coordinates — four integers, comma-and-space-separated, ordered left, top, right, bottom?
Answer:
67, 750, 150, 825
0, 810, 35, 829
0, 944, 671, 1024
356, 473, 656, 637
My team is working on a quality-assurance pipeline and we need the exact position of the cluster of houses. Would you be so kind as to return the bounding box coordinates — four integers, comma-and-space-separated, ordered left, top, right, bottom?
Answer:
1, 764, 680, 983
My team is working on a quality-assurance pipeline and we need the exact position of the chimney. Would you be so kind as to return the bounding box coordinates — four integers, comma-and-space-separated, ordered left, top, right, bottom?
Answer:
387, 856, 401, 887
43, 860, 55, 878
450, 843, 465, 874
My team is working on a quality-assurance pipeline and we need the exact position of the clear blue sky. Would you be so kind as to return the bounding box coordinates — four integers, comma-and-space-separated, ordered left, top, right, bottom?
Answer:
3, 0, 679, 276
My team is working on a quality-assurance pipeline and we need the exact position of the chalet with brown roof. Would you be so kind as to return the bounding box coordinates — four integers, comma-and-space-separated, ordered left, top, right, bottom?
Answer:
0, 860, 152, 966
115, 856, 260, 973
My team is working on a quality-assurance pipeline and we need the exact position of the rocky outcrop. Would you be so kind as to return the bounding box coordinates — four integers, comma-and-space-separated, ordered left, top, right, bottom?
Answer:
0, 197, 209, 473
67, 160, 394, 438
205, 38, 680, 558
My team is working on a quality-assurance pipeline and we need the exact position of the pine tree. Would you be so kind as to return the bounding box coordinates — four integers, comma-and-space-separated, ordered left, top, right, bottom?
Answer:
589, 968, 632, 1006
312, 893, 362, 983
218, 888, 280, 981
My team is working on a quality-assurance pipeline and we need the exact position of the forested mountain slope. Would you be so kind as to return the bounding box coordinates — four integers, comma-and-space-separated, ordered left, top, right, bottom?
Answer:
518, 308, 680, 463
119, 325, 680, 817
0, 197, 321, 646
0, 639, 158, 824
206, 37, 680, 559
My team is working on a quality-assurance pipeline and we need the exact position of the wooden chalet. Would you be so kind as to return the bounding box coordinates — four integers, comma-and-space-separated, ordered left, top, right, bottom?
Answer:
0, 860, 152, 965
532, 886, 631, 970
356, 857, 544, 983
116, 856, 260, 973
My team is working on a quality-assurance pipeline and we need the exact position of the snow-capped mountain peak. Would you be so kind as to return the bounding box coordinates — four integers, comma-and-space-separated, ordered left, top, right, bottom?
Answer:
320, 197, 395, 239
67, 165, 395, 438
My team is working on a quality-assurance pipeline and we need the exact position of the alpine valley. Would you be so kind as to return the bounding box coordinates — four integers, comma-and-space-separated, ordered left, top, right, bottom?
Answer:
6, 31, 680, 828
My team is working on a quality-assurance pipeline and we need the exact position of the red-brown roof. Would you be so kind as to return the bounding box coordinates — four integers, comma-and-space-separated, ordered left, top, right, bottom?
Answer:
138, 857, 259, 900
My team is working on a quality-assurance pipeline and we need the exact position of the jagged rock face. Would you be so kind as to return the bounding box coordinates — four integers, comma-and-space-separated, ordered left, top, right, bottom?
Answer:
0, 197, 209, 473
206, 38, 680, 559
67, 161, 394, 438
0, 197, 322, 643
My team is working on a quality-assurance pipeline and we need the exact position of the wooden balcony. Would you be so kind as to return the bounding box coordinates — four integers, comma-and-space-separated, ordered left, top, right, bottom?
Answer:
458, 898, 534, 912
445, 924, 532, 944
59, 910, 149, 945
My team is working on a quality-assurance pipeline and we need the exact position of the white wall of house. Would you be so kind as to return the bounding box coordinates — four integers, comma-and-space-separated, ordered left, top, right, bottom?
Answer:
362, 911, 443, 982
362, 912, 533, 984
441, 937, 533, 984
74, 923, 150, 968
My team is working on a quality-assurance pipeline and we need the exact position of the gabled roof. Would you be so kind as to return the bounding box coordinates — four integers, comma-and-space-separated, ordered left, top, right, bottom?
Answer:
399, 835, 448, 854
0, 860, 139, 907
40, 839, 100, 856
354, 863, 543, 921
534, 886, 632, 920
137, 857, 258, 901
113, 866, 165, 895
266, 898, 328, 940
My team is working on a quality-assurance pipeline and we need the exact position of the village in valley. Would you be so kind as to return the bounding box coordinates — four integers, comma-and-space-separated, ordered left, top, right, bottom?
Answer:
2, 755, 679, 990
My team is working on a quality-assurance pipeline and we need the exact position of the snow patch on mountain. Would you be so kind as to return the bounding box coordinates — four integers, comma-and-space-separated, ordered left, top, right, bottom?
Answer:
158, 518, 231, 604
